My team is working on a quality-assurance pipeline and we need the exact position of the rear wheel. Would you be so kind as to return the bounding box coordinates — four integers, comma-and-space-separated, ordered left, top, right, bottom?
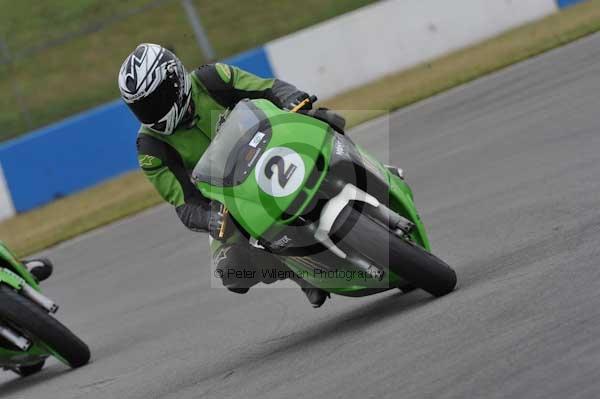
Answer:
332, 206, 457, 297
0, 285, 90, 368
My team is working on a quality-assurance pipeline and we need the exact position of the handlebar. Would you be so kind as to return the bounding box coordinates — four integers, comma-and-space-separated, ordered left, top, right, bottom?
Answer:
289, 95, 318, 113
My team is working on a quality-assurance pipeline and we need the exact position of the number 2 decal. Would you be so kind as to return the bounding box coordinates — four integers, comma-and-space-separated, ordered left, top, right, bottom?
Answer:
255, 147, 305, 197
264, 155, 298, 188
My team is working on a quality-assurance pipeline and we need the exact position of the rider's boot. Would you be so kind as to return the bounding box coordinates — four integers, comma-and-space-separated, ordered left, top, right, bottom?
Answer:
300, 287, 330, 308
213, 245, 254, 294
23, 258, 53, 282
213, 241, 330, 307
288, 273, 330, 308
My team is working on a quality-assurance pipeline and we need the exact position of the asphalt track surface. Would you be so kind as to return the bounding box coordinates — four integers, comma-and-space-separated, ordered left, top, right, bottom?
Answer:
2, 34, 600, 399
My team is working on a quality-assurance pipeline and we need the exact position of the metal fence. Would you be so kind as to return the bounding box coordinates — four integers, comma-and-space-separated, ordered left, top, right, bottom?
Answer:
0, 0, 218, 65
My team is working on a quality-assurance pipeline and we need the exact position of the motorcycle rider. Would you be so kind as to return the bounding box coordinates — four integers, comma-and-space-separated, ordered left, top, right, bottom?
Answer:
118, 43, 330, 307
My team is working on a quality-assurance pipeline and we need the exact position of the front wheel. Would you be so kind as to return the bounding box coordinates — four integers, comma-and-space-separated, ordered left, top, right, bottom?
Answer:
0, 285, 90, 368
332, 206, 457, 297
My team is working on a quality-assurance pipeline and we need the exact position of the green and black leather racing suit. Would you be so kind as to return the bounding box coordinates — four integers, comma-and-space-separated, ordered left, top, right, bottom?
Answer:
136, 63, 308, 233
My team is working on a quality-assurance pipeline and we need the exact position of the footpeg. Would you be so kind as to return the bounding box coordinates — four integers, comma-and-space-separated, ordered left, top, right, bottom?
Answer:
385, 165, 405, 180
394, 217, 415, 236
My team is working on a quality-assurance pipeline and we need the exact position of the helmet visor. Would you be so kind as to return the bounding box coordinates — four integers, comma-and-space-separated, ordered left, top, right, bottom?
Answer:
127, 76, 178, 124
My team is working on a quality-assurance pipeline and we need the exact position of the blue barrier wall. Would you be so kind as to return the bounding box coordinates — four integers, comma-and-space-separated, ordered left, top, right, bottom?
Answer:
0, 101, 139, 212
557, 0, 587, 8
0, 46, 273, 214
223, 47, 274, 78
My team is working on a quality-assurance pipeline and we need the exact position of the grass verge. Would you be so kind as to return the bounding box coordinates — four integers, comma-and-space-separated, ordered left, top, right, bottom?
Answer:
2, 0, 600, 257
0, 172, 161, 257
0, 0, 375, 141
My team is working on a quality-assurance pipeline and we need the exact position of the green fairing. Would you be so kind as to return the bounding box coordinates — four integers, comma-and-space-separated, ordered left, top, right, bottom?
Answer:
198, 99, 433, 295
197, 99, 330, 237
353, 146, 431, 251
0, 268, 25, 290
0, 241, 39, 290
0, 345, 49, 367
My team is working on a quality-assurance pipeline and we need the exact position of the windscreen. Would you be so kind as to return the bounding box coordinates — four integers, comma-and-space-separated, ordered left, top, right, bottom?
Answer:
192, 100, 270, 187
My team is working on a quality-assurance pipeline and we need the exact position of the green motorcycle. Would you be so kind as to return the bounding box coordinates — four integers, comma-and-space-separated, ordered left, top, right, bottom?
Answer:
193, 98, 457, 298
0, 242, 90, 377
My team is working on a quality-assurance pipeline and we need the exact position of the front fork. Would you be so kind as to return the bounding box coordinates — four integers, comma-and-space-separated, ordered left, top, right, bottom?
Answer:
312, 183, 415, 280
0, 268, 58, 314
0, 323, 31, 351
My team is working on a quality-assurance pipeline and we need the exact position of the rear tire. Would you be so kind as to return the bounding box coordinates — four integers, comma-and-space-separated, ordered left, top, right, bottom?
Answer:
0, 285, 90, 368
332, 206, 457, 297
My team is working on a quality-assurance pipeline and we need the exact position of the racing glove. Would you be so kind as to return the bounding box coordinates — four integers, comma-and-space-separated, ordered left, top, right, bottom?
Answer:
175, 201, 232, 240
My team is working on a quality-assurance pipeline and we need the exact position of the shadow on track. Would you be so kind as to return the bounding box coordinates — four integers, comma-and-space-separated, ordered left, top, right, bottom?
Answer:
158, 289, 437, 396
0, 290, 440, 398
0, 365, 72, 396
252, 290, 434, 358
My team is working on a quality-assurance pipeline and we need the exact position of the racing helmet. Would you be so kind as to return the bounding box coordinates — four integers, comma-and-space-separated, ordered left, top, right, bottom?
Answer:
118, 43, 192, 135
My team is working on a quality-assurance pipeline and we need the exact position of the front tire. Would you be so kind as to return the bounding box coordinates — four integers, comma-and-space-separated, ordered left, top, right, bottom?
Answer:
0, 285, 90, 368
332, 206, 457, 297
